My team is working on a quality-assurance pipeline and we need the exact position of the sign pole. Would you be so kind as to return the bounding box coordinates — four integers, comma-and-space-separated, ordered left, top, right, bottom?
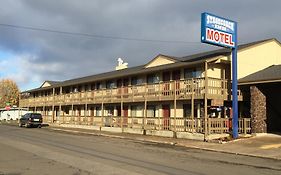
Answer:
232, 24, 238, 139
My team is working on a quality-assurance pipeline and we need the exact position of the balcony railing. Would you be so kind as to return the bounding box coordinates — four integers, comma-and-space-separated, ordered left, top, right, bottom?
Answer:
20, 78, 242, 107
42, 115, 251, 134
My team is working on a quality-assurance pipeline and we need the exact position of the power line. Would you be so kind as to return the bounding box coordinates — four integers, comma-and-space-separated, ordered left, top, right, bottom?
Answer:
0, 23, 201, 44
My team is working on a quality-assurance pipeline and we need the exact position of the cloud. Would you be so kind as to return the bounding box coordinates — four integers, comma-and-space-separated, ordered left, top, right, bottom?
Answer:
0, 0, 280, 91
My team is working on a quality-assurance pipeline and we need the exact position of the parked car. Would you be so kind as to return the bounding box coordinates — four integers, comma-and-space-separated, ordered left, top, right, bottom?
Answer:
19, 113, 42, 128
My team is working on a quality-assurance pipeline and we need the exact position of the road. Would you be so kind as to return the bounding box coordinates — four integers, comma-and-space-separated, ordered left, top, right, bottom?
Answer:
0, 125, 280, 175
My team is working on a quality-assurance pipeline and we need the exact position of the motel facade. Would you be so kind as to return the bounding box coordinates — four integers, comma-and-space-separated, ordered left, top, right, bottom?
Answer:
19, 38, 281, 140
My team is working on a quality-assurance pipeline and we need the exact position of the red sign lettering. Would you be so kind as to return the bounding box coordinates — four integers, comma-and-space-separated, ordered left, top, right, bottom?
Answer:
206, 28, 235, 47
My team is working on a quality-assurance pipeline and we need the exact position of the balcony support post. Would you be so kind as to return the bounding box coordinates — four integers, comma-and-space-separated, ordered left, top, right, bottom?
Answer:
143, 83, 147, 131
42, 105, 45, 122
101, 102, 104, 128
121, 101, 124, 130
59, 87, 63, 124
85, 103, 88, 125
59, 104, 62, 124
52, 88, 55, 123
121, 85, 124, 130
204, 61, 208, 141
173, 81, 177, 136
191, 78, 194, 133
223, 68, 226, 98
71, 103, 74, 124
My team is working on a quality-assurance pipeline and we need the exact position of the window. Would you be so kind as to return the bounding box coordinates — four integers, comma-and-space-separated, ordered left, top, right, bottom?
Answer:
84, 85, 88, 91
172, 70, 181, 80
90, 83, 95, 90
131, 106, 137, 117
131, 105, 143, 117
184, 69, 202, 79
131, 77, 143, 85
106, 80, 116, 89
147, 74, 160, 84
147, 105, 156, 117
65, 87, 70, 93
96, 82, 102, 90
183, 104, 191, 118
65, 107, 69, 115
105, 106, 114, 116
76, 87, 81, 93
96, 106, 101, 116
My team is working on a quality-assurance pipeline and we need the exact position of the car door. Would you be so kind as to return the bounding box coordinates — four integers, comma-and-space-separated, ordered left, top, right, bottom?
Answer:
22, 114, 29, 124
20, 114, 25, 124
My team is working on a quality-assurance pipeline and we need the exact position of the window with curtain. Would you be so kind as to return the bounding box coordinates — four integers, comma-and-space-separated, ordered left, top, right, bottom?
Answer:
96, 106, 101, 116
147, 105, 156, 117
131, 105, 143, 117
131, 105, 137, 117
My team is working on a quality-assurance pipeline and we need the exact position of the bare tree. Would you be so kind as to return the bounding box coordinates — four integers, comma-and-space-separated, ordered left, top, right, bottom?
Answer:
0, 79, 20, 108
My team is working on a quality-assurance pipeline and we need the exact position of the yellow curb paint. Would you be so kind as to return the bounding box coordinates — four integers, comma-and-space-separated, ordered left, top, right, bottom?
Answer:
260, 143, 281, 149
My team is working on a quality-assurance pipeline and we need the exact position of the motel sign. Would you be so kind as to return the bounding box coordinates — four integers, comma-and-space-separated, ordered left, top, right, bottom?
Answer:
201, 13, 237, 48
201, 12, 239, 139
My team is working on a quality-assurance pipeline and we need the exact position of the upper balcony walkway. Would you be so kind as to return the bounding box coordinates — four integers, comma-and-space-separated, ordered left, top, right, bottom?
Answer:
20, 78, 242, 107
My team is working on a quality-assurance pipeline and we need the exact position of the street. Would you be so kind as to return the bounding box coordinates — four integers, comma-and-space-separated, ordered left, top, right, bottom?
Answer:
0, 125, 280, 175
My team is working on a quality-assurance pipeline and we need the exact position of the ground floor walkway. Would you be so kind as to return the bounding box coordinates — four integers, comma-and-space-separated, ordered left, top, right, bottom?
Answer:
49, 124, 281, 160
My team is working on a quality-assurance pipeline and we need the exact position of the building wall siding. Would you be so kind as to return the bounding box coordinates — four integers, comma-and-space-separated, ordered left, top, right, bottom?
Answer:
238, 40, 281, 79
145, 56, 175, 68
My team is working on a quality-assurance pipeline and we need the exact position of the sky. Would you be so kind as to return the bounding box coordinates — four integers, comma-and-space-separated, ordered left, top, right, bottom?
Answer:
0, 0, 280, 91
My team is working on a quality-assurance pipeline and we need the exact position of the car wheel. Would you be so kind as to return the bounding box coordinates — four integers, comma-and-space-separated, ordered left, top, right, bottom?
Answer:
38, 125, 42, 128
25, 123, 29, 128
18, 123, 22, 127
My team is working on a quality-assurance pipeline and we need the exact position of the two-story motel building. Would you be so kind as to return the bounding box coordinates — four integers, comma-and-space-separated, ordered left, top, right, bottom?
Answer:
19, 38, 281, 140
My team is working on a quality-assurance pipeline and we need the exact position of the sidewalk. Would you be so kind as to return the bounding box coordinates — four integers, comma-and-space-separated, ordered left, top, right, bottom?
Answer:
48, 124, 281, 160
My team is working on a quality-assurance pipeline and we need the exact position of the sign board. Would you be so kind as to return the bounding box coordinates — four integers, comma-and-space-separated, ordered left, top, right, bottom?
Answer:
211, 99, 224, 106
201, 12, 237, 48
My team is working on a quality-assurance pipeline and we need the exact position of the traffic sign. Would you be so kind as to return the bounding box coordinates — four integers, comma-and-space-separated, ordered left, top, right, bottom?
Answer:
5, 106, 11, 111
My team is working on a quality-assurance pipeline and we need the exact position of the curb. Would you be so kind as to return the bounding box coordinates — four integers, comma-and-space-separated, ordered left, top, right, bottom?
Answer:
47, 126, 281, 161
2, 124, 280, 161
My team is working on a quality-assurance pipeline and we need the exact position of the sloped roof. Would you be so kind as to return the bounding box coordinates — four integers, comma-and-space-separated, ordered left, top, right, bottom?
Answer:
46, 81, 61, 85
144, 54, 180, 68
40, 80, 61, 87
239, 65, 281, 85
179, 38, 278, 62
23, 59, 207, 93
23, 38, 279, 93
